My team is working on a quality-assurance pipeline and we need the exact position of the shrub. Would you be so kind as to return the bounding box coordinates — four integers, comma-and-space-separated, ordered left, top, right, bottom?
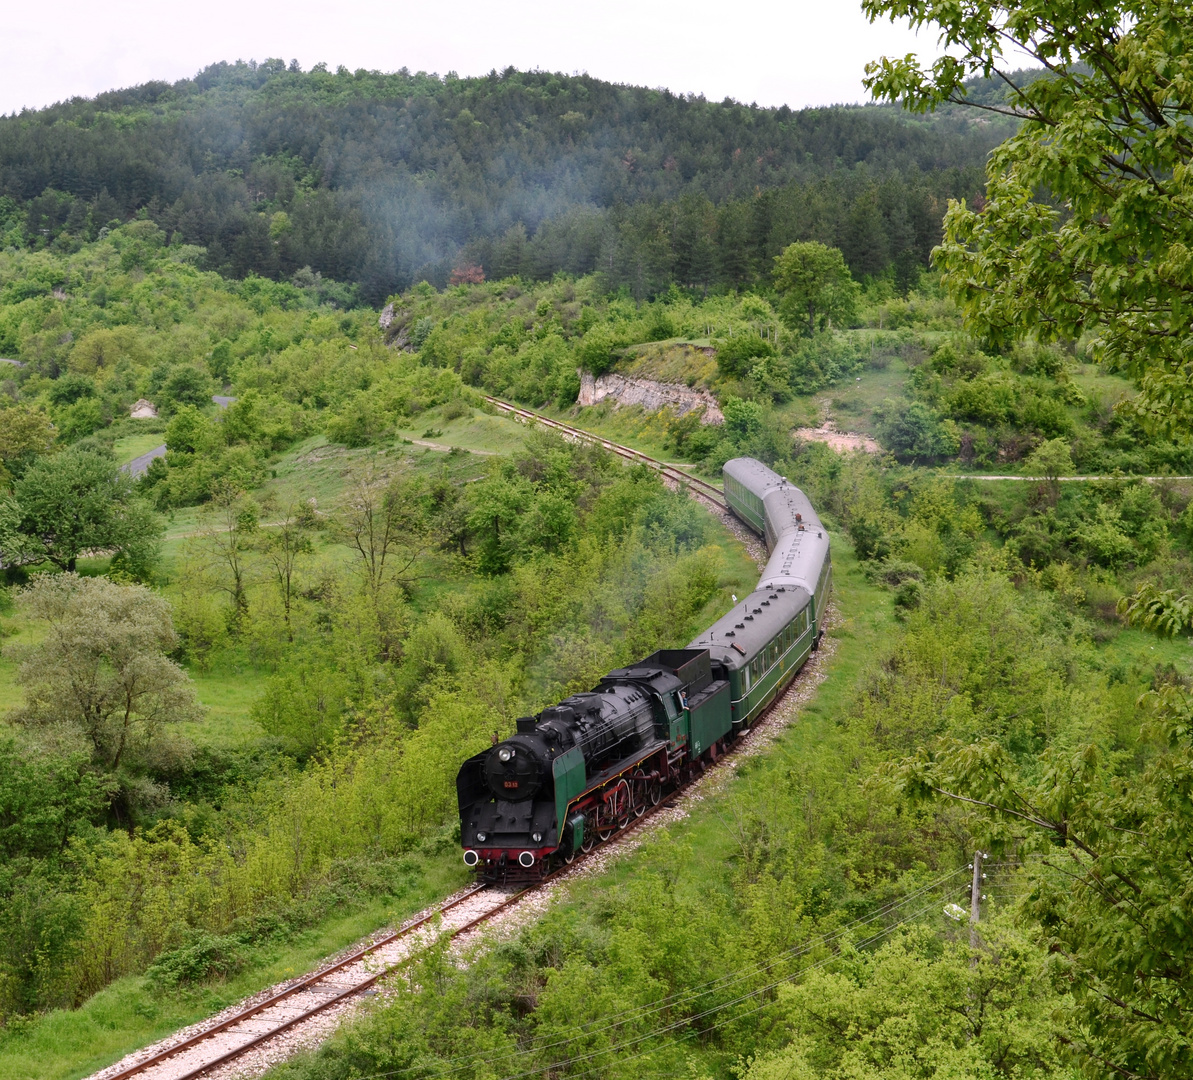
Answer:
714, 334, 774, 379
145, 932, 248, 988
875, 400, 960, 462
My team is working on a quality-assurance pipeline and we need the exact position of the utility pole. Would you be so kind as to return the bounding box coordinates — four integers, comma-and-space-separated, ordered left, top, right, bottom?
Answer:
970, 850, 986, 950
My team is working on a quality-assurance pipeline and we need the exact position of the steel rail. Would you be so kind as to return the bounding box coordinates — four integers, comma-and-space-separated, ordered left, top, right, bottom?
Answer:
162, 887, 535, 1080
481, 396, 729, 510
99, 470, 814, 1080
100, 884, 490, 1080
100, 647, 811, 1080
104, 797, 679, 1080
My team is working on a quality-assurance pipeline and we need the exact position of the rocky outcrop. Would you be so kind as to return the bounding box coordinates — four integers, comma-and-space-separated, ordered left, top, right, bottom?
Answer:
130, 398, 158, 419
577, 372, 723, 424
379, 302, 412, 349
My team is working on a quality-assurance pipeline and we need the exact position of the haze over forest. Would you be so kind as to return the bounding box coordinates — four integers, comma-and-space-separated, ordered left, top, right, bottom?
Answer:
0, 62, 1013, 302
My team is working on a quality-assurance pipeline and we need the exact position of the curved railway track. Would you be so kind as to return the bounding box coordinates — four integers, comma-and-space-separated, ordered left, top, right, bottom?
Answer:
94, 771, 703, 1080
94, 883, 514, 1080
91, 412, 785, 1080
482, 396, 728, 510
91, 656, 828, 1080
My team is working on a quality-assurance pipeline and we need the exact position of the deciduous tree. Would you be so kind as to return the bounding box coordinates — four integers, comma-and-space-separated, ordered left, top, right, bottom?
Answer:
0, 404, 54, 485
863, 0, 1193, 434
9, 574, 202, 773
772, 242, 860, 336
894, 686, 1193, 1079
194, 482, 259, 626
336, 462, 429, 597
257, 500, 315, 641
1024, 437, 1074, 506
8, 447, 162, 574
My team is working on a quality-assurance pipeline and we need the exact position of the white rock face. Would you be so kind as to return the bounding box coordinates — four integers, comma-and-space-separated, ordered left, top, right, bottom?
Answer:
130, 399, 158, 419
577, 372, 723, 424
378, 302, 395, 330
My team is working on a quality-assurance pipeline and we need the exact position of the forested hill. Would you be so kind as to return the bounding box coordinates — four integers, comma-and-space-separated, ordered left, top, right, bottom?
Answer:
0, 62, 1009, 301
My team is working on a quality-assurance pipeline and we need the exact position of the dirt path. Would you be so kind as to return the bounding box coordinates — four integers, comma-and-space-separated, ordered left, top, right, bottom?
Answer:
951, 474, 1193, 482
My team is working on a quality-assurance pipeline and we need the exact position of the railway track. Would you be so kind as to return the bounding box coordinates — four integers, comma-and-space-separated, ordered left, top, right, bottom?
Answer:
89, 415, 783, 1080
90, 667, 820, 1080
482, 396, 729, 510
93, 884, 518, 1080
91, 776, 698, 1080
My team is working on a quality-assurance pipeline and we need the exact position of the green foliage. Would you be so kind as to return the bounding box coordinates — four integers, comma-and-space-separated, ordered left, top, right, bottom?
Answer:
874, 399, 960, 463
1024, 438, 1075, 487
864, 0, 1193, 436
1117, 583, 1193, 637
786, 331, 868, 394
898, 336, 1089, 464
0, 740, 110, 867
714, 332, 774, 379
8, 574, 203, 775
5, 447, 162, 574
773, 242, 861, 335
894, 685, 1193, 1080
251, 662, 348, 759
0, 403, 55, 482
576, 326, 624, 376
0, 740, 113, 1018
144, 932, 247, 988
157, 365, 213, 412
745, 926, 1065, 1080
0, 65, 1000, 301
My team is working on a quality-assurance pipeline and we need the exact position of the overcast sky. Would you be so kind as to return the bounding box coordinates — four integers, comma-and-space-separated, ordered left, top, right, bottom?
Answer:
3, 0, 941, 115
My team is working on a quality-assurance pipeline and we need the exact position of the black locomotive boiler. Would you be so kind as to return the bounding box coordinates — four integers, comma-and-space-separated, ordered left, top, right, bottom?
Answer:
456, 456, 831, 879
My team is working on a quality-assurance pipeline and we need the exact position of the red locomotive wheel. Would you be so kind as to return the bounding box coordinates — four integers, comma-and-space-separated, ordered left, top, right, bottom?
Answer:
631, 768, 649, 817
611, 778, 632, 829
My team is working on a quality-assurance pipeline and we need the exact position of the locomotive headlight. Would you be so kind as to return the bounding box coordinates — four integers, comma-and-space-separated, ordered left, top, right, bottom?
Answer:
532, 832, 543, 843
476, 832, 487, 842
498, 747, 514, 762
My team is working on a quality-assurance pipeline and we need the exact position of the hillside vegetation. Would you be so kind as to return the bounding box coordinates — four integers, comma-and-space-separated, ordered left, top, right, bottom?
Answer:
0, 64, 1005, 300
1, 35, 1192, 1079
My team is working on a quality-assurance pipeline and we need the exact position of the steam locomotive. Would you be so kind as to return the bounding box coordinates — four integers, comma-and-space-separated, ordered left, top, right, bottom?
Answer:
456, 457, 831, 879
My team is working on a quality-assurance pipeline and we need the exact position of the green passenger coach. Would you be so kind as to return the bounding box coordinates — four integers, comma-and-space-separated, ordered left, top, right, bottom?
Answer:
688, 458, 832, 732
